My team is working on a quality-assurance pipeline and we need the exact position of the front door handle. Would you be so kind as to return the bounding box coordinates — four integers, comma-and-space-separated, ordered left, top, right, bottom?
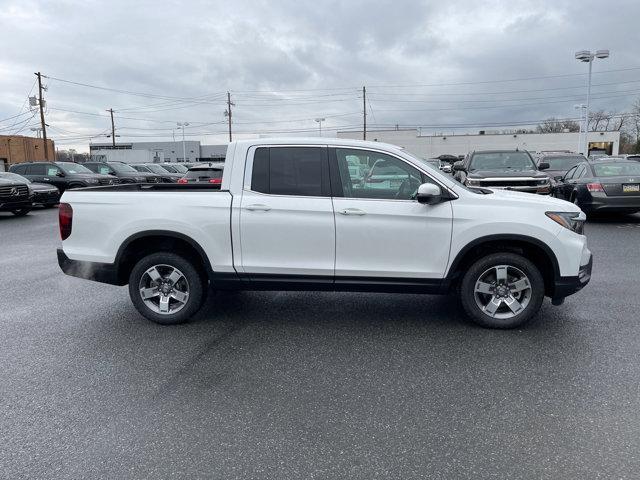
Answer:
244, 204, 271, 211
339, 208, 367, 216
43, 178, 50, 181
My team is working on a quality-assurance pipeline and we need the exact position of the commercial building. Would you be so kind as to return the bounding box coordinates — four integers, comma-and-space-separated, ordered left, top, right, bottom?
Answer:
89, 141, 227, 163
336, 129, 620, 158
0, 135, 55, 171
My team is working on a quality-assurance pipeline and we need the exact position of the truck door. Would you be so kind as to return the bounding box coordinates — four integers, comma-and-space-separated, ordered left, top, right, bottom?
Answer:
330, 147, 453, 282
238, 146, 335, 281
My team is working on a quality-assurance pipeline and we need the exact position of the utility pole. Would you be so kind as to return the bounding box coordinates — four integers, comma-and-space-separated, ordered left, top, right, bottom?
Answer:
225, 92, 234, 142
35, 72, 49, 160
363, 86, 367, 140
107, 108, 116, 147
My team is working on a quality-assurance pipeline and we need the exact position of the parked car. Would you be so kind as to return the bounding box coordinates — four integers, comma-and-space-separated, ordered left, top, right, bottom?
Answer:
0, 172, 60, 207
159, 163, 189, 174
57, 138, 592, 330
9, 161, 118, 193
0, 172, 33, 216
536, 153, 587, 184
453, 150, 551, 194
129, 164, 181, 183
83, 161, 161, 184
553, 159, 640, 215
177, 163, 224, 184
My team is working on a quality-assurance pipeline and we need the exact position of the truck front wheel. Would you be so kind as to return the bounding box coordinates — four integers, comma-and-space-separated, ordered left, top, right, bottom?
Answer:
128, 252, 205, 325
459, 252, 545, 329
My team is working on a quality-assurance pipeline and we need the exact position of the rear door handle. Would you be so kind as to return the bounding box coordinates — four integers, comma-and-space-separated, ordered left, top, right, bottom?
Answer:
244, 204, 271, 211
43, 178, 50, 181
339, 208, 367, 216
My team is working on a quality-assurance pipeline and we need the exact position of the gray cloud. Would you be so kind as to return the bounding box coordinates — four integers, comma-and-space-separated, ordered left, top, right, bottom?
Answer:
1, 0, 639, 150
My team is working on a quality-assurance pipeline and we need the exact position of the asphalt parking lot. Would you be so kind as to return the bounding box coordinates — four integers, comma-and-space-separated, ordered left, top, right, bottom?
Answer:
2, 207, 640, 479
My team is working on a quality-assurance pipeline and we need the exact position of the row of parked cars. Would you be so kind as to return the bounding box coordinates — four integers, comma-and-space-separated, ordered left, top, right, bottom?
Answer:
443, 150, 640, 215
0, 161, 224, 216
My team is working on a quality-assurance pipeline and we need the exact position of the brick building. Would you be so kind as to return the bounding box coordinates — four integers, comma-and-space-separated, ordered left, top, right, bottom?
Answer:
0, 135, 55, 171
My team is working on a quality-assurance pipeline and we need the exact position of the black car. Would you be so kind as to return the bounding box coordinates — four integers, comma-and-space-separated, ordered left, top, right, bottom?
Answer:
0, 172, 33, 216
554, 159, 640, 215
130, 164, 181, 183
453, 150, 551, 194
0, 172, 60, 207
536, 153, 586, 184
9, 162, 118, 193
83, 161, 161, 184
177, 163, 224, 184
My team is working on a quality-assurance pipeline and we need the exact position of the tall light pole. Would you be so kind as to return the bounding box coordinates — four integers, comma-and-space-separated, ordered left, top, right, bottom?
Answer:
315, 117, 325, 137
575, 49, 609, 155
176, 122, 189, 162
574, 104, 586, 154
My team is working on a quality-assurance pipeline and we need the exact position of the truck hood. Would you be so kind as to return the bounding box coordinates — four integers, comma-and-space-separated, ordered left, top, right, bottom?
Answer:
485, 187, 580, 212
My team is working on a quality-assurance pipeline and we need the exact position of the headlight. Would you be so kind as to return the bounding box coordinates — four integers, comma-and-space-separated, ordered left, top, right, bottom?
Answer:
546, 211, 586, 234
466, 179, 481, 186
537, 179, 550, 185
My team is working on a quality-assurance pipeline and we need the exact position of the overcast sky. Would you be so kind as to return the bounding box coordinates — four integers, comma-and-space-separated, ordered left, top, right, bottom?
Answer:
1, 0, 639, 151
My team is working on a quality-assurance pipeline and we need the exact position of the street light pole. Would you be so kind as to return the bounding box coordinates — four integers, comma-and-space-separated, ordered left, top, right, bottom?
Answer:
177, 122, 189, 162
315, 117, 325, 137
575, 49, 609, 156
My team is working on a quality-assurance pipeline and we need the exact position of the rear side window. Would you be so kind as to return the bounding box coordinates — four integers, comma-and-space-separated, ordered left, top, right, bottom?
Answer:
250, 147, 328, 197
28, 164, 47, 175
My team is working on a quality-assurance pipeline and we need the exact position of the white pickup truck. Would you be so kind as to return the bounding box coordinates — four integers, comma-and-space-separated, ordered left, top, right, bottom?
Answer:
57, 138, 592, 329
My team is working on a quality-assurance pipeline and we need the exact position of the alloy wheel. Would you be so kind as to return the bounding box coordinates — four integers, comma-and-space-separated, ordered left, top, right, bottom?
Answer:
138, 264, 190, 315
473, 265, 532, 319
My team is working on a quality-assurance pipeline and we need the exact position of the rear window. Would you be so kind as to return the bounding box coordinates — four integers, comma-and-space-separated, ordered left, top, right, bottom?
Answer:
593, 163, 640, 177
250, 147, 326, 196
185, 168, 223, 180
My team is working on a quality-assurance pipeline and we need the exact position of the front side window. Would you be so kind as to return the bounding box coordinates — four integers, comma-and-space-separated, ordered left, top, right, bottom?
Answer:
335, 148, 424, 200
250, 147, 326, 196
564, 166, 578, 180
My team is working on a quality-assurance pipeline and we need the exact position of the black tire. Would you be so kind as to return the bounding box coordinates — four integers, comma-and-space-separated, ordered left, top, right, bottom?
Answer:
12, 208, 31, 216
128, 252, 205, 325
459, 252, 545, 329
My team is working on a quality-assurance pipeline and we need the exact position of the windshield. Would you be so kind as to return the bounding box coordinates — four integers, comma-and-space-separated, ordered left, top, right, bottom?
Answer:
57, 162, 93, 174
469, 152, 536, 172
110, 163, 138, 174
542, 156, 585, 170
145, 164, 171, 174
593, 162, 640, 177
0, 172, 30, 183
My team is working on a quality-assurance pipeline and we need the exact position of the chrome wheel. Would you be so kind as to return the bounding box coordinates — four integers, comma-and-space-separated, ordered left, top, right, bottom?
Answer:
473, 265, 532, 319
138, 264, 190, 315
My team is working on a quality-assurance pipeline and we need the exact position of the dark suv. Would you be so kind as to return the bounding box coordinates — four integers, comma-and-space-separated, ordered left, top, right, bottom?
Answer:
10, 162, 118, 193
453, 150, 551, 194
0, 173, 33, 216
83, 161, 161, 184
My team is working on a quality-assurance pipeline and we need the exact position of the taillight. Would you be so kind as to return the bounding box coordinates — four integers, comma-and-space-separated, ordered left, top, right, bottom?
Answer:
177, 178, 188, 184
587, 182, 604, 193
208, 178, 222, 184
59, 203, 73, 240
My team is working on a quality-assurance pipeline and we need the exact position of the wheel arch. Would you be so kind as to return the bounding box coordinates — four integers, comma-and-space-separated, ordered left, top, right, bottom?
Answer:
445, 234, 560, 296
114, 230, 214, 285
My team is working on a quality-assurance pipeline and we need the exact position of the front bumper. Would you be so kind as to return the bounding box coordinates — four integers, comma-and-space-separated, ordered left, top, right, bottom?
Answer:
57, 248, 123, 285
0, 198, 32, 211
552, 251, 593, 299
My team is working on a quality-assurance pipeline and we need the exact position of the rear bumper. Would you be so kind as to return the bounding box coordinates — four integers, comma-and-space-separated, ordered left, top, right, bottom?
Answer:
583, 196, 640, 212
57, 248, 123, 285
553, 252, 593, 299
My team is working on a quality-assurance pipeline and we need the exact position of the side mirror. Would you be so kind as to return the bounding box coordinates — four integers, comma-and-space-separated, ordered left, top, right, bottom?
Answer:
442, 165, 452, 173
416, 183, 442, 205
538, 162, 550, 170
453, 161, 465, 172
554, 175, 563, 182
56, 171, 65, 177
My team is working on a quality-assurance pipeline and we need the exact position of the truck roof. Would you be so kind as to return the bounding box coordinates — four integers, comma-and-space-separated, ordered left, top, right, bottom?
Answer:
231, 137, 403, 151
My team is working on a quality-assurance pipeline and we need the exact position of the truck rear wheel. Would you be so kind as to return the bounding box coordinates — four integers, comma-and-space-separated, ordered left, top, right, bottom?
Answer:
128, 252, 205, 325
459, 252, 545, 329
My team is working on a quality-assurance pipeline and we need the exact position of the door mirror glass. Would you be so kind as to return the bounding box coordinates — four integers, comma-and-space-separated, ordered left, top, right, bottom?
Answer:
416, 183, 442, 204
538, 162, 550, 170
453, 161, 465, 171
